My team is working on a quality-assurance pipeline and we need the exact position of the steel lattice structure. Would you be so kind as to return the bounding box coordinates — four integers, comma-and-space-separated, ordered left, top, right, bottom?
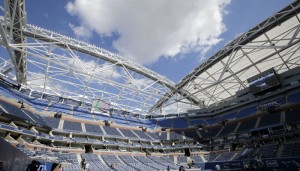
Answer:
150, 1, 300, 114
0, 0, 200, 115
1, 0, 300, 116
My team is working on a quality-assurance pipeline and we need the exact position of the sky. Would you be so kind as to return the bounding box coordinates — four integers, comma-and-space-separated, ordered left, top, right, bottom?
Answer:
24, 0, 293, 84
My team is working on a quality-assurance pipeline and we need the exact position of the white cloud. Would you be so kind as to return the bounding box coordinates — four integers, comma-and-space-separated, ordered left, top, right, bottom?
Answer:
129, 78, 154, 90
67, 58, 121, 79
26, 72, 65, 95
66, 0, 230, 65
68, 23, 92, 38
161, 101, 192, 114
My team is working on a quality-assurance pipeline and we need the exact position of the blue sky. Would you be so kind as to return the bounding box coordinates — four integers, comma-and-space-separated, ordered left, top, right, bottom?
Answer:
25, 0, 293, 83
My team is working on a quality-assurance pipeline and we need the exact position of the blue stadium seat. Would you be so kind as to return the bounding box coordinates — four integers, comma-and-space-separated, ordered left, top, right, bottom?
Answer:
119, 129, 138, 138
199, 126, 222, 138
173, 117, 189, 128
236, 106, 257, 118
94, 113, 110, 121
285, 108, 300, 123
184, 130, 200, 139
73, 106, 93, 120
63, 120, 82, 132
189, 119, 206, 126
221, 112, 237, 120
85, 123, 103, 134
124, 116, 146, 127
258, 112, 281, 127
288, 92, 300, 104
205, 117, 221, 125
158, 132, 168, 140
139, 119, 156, 128
0, 100, 35, 123
81, 153, 109, 171
43, 117, 60, 129
102, 126, 122, 137
170, 131, 183, 140
236, 118, 257, 133
145, 132, 159, 140
111, 114, 128, 125
132, 130, 152, 140
218, 122, 238, 137
157, 118, 172, 128
27, 98, 49, 112
47, 102, 72, 114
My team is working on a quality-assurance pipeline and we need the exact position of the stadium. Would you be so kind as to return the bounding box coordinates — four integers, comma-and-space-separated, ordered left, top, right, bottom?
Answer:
0, 0, 300, 170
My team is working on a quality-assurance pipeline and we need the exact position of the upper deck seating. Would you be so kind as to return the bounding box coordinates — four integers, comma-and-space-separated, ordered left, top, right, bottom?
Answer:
47, 102, 72, 114
73, 106, 93, 120
157, 118, 172, 128
205, 117, 221, 125
221, 112, 237, 120
111, 114, 128, 125
236, 106, 257, 118
218, 122, 238, 137
199, 126, 222, 138
188, 119, 207, 127
259, 144, 278, 158
145, 132, 159, 140
102, 126, 122, 136
236, 118, 257, 133
287, 92, 300, 104
119, 129, 138, 138
43, 117, 60, 129
258, 112, 281, 127
184, 130, 200, 139
138, 118, 156, 129
170, 131, 183, 140
63, 120, 82, 132
158, 132, 168, 140
85, 123, 103, 134
173, 117, 189, 128
132, 130, 152, 140
285, 108, 300, 123
0, 100, 33, 121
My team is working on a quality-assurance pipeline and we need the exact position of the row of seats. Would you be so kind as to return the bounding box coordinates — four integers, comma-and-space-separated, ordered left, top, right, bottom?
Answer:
119, 155, 155, 171
1, 83, 300, 133
258, 144, 278, 158
170, 131, 184, 140
281, 141, 300, 157
1, 69, 300, 131
0, 100, 48, 127
16, 144, 79, 164
62, 164, 81, 171
81, 153, 110, 171
204, 141, 300, 163
166, 92, 298, 129
188, 91, 298, 127
79, 153, 181, 171
0, 119, 199, 150
43, 117, 160, 141
196, 109, 300, 140
1, 102, 298, 145
43, 107, 299, 142
0, 82, 158, 128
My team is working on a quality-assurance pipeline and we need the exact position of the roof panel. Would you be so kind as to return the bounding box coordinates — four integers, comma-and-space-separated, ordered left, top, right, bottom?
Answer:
255, 54, 284, 71
152, 1, 300, 114
265, 15, 300, 39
